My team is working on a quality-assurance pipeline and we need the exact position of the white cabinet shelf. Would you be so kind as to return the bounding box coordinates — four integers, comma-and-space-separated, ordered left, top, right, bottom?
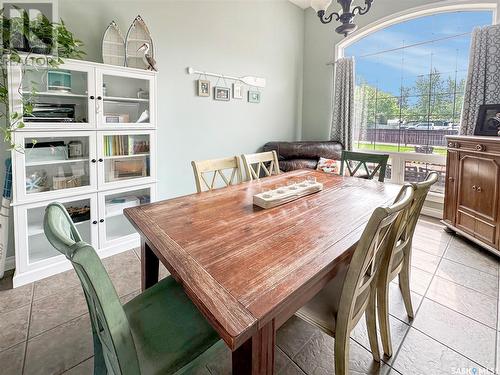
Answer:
22, 91, 88, 99
103, 96, 149, 103
10, 58, 158, 288
25, 158, 89, 167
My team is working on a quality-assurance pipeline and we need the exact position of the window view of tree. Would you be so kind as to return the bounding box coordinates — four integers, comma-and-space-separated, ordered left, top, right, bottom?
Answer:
346, 11, 492, 156
344, 10, 492, 192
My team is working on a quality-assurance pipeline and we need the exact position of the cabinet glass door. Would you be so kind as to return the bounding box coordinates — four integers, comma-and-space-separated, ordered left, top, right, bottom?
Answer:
15, 62, 95, 129
96, 69, 155, 127
22, 195, 97, 266
98, 131, 154, 188
99, 185, 155, 249
14, 132, 96, 203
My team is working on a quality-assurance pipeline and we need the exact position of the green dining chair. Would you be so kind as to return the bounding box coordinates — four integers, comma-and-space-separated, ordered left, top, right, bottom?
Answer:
377, 172, 438, 357
43, 202, 222, 375
340, 151, 390, 182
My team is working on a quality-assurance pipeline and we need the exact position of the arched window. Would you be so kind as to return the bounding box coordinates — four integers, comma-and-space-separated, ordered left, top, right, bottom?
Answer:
340, 6, 495, 195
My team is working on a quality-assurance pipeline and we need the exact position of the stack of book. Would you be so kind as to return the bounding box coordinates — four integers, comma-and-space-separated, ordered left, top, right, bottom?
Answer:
104, 135, 149, 156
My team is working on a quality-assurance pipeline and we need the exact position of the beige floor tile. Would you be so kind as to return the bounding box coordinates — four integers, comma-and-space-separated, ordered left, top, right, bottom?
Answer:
62, 357, 93, 375
387, 282, 423, 323
102, 250, 141, 297
413, 298, 496, 369
277, 315, 319, 359
0, 272, 33, 314
411, 249, 440, 274
29, 284, 88, 338
0, 342, 25, 375
391, 266, 432, 296
412, 224, 451, 257
293, 330, 391, 375
351, 314, 410, 364
426, 276, 497, 328
436, 258, 498, 298
0, 304, 30, 352
33, 269, 80, 301
24, 315, 93, 375
444, 237, 498, 276
392, 327, 488, 375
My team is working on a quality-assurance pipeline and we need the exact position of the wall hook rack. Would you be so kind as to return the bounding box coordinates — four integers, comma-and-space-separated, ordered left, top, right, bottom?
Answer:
186, 67, 266, 88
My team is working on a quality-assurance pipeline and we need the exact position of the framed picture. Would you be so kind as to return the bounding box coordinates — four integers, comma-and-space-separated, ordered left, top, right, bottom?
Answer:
248, 90, 261, 103
214, 86, 230, 101
474, 104, 500, 136
197, 79, 211, 97
233, 83, 243, 99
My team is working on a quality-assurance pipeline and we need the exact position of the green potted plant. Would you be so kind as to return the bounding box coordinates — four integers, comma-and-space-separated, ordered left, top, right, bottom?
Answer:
0, 8, 85, 150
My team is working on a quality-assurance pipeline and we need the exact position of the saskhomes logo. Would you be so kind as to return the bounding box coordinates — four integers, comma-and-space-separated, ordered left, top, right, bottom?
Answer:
452, 367, 494, 374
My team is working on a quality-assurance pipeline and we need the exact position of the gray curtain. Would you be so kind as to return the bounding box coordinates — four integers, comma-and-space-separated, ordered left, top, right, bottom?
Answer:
460, 24, 500, 135
330, 57, 355, 150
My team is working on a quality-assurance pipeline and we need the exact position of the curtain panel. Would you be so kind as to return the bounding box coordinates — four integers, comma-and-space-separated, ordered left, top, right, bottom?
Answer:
330, 57, 355, 150
460, 24, 500, 135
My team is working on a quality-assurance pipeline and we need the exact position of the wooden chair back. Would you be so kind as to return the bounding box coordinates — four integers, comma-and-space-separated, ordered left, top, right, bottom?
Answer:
340, 151, 390, 182
386, 171, 439, 273
44, 202, 140, 375
191, 156, 242, 193
335, 185, 414, 337
241, 150, 280, 181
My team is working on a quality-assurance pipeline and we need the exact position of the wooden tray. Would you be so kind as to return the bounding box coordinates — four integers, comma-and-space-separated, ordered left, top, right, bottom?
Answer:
253, 181, 323, 209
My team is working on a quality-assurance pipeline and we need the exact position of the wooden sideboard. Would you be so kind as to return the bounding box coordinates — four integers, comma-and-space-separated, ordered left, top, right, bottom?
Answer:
442, 135, 500, 256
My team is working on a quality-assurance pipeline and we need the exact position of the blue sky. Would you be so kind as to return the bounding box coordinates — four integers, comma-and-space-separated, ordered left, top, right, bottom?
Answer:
345, 11, 493, 96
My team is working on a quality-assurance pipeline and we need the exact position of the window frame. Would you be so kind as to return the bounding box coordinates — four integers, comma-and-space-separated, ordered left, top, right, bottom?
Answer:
335, 1, 497, 205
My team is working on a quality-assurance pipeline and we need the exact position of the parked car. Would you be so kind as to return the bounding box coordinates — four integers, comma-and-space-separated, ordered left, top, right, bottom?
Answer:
407, 123, 435, 130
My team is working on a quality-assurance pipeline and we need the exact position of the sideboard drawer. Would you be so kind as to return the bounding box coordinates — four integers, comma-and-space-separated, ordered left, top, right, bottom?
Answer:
447, 139, 500, 155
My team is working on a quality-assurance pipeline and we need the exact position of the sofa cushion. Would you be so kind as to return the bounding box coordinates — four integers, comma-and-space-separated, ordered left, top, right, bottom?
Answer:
263, 141, 343, 161
279, 159, 318, 172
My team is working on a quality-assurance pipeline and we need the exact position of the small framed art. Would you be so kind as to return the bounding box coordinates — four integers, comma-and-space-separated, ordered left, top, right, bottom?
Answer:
233, 83, 243, 99
214, 86, 230, 101
474, 104, 500, 136
248, 90, 261, 103
197, 79, 211, 97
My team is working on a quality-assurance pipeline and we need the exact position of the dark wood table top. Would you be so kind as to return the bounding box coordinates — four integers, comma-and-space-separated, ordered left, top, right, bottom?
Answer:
124, 169, 401, 350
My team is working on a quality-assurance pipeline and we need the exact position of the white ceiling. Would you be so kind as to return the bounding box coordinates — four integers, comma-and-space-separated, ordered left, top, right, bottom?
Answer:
288, 0, 310, 10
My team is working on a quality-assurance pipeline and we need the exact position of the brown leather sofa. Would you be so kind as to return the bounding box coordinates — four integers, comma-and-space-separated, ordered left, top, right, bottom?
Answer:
263, 141, 344, 172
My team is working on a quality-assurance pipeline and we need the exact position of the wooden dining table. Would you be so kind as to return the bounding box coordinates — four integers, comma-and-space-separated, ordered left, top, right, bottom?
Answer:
124, 169, 401, 375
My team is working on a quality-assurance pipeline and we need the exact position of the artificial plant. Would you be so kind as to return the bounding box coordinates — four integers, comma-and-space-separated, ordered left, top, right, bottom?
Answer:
0, 8, 85, 150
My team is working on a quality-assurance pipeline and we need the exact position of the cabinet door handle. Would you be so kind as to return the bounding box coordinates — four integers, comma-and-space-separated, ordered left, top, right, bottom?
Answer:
92, 220, 98, 225
89, 95, 95, 100
91, 159, 96, 163
98, 158, 103, 162
97, 96, 102, 100
99, 219, 104, 223
472, 185, 477, 190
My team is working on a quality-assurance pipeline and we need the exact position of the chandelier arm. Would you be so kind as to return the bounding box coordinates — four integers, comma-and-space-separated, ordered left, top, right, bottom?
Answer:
352, 0, 373, 16
318, 10, 341, 24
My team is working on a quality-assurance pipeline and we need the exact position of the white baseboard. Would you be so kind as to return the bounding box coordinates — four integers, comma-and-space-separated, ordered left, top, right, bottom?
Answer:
421, 206, 443, 220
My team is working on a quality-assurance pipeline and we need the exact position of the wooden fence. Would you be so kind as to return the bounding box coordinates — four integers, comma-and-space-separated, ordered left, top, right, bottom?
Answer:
361, 128, 459, 146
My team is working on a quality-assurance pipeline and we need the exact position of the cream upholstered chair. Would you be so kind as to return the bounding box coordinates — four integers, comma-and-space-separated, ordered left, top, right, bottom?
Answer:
241, 150, 280, 181
191, 156, 243, 193
377, 171, 438, 357
295, 184, 414, 375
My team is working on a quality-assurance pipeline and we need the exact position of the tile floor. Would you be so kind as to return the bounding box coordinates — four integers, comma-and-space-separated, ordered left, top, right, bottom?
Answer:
1, 217, 499, 375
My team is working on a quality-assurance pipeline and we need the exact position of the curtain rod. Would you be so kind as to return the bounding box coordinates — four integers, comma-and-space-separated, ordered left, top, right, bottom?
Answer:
326, 31, 471, 65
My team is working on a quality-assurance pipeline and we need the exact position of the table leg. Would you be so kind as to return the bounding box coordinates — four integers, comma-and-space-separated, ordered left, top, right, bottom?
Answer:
232, 320, 275, 375
141, 240, 159, 291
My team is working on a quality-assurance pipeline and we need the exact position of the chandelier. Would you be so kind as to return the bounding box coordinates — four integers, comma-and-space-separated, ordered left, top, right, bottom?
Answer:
311, 0, 374, 37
